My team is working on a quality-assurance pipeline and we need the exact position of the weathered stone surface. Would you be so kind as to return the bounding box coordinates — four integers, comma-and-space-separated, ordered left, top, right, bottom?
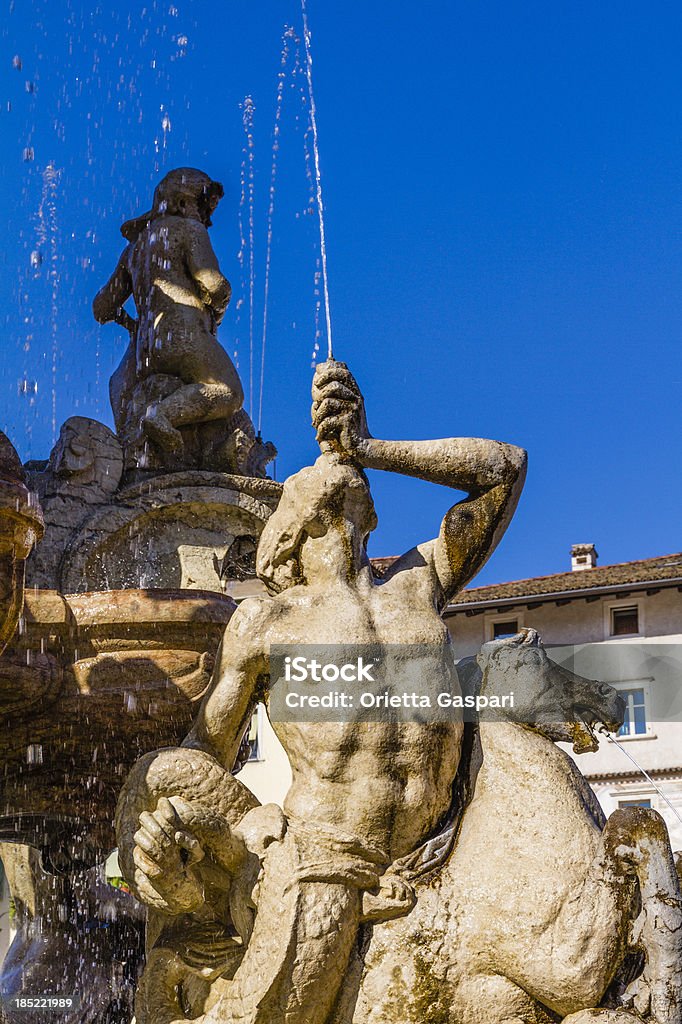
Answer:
114, 362, 682, 1024
25, 417, 123, 590
115, 361, 530, 1023
0, 588, 236, 864
93, 167, 275, 479
56, 472, 281, 593
24, 456, 281, 593
119, 633, 682, 1024
353, 633, 682, 1023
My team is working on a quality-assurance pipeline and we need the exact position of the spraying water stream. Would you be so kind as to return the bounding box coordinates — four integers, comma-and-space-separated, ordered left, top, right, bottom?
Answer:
301, 0, 333, 361
258, 27, 299, 434
599, 726, 682, 828
241, 96, 256, 418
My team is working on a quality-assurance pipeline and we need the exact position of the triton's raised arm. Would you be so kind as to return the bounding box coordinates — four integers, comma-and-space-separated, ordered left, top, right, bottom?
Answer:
311, 361, 527, 605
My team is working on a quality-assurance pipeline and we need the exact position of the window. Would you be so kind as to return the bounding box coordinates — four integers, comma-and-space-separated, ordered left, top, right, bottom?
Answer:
247, 705, 262, 761
618, 687, 647, 737
611, 606, 639, 636
618, 798, 651, 809
493, 620, 518, 639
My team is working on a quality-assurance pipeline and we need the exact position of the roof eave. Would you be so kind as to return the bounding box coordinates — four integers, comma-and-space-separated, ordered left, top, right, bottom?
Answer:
444, 575, 682, 616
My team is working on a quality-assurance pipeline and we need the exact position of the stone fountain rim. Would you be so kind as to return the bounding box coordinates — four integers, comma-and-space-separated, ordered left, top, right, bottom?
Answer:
117, 470, 283, 503
21, 587, 237, 627
58, 483, 277, 593
0, 478, 44, 534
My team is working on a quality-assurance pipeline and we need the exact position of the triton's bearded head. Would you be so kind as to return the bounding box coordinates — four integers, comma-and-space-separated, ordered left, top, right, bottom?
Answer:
256, 453, 377, 593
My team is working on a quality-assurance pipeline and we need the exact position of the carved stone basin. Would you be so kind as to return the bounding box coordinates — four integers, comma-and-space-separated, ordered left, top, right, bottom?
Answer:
0, 587, 235, 866
0, 432, 44, 652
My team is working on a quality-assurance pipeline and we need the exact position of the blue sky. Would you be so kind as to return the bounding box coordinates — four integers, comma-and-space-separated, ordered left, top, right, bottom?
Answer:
1, 1, 680, 586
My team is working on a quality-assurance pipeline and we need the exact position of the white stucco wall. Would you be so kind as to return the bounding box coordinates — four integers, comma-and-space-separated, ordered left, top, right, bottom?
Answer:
236, 709, 292, 807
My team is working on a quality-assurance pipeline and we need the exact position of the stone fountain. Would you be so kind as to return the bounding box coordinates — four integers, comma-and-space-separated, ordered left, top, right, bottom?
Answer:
0, 167, 279, 1020
2, 167, 682, 1024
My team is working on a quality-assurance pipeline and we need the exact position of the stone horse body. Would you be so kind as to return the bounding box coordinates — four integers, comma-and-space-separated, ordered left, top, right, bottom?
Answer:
353, 630, 682, 1024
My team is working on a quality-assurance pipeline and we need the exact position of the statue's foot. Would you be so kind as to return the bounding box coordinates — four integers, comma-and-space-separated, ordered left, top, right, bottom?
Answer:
624, 878, 682, 1023
142, 409, 184, 453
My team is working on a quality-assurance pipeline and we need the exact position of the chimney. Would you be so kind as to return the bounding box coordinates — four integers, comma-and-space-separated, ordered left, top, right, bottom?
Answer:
571, 543, 598, 572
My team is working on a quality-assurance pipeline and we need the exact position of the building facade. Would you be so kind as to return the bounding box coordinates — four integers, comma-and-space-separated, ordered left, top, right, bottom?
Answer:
443, 546, 682, 850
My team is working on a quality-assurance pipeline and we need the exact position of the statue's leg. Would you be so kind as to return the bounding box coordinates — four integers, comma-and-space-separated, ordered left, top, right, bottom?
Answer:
110, 338, 137, 434
206, 834, 362, 1024
142, 380, 245, 453
141, 326, 246, 451
135, 945, 205, 1024
614, 809, 682, 1024
505, 809, 682, 1023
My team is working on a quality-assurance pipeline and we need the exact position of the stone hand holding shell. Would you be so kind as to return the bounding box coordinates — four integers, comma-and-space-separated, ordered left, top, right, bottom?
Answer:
311, 360, 370, 459
132, 794, 247, 915
132, 795, 206, 914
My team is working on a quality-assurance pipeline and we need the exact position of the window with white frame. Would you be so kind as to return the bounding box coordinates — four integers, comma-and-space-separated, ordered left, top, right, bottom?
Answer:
618, 687, 647, 737
618, 797, 652, 808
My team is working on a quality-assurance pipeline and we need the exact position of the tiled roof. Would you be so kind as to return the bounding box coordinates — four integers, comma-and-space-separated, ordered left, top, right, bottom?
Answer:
370, 553, 682, 606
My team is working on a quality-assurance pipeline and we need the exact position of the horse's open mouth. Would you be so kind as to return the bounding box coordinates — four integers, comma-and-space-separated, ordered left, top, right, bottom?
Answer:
571, 710, 602, 754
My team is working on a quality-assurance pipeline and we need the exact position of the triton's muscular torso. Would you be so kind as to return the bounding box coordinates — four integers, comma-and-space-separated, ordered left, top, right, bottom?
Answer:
254, 564, 463, 862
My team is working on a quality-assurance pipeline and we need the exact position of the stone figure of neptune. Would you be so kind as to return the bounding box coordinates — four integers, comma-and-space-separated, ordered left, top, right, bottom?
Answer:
117, 361, 527, 1024
93, 167, 244, 461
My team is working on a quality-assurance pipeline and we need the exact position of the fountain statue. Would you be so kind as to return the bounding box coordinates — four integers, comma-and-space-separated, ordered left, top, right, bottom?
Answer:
1, 169, 681, 1024
113, 363, 682, 1022
93, 167, 275, 479
0, 432, 43, 653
